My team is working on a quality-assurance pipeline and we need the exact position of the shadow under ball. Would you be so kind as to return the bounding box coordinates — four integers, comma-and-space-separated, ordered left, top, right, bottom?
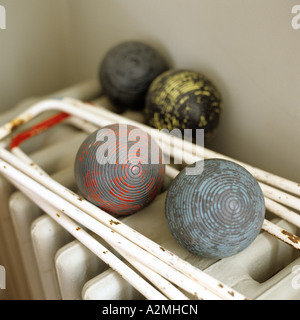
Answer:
165, 159, 265, 259
99, 41, 168, 110
145, 69, 223, 142
74, 123, 165, 216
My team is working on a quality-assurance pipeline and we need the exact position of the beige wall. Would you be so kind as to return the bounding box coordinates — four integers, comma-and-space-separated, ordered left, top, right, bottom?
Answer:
1, 0, 300, 181
0, 1, 71, 110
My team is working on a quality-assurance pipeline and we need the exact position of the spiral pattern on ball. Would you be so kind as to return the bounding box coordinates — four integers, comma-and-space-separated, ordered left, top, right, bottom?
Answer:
165, 159, 265, 259
75, 124, 165, 216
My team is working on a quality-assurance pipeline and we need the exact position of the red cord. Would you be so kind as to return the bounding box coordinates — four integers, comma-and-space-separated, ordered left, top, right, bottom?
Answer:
10, 112, 70, 149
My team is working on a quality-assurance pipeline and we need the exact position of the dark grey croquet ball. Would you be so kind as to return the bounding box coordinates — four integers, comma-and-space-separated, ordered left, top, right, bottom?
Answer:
99, 41, 168, 110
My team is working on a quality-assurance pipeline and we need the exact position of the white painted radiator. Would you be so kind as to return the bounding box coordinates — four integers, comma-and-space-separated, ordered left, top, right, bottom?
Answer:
0, 80, 300, 300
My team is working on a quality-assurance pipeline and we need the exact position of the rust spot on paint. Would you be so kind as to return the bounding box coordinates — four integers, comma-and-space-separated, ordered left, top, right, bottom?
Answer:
109, 219, 121, 226
159, 246, 166, 252
282, 230, 300, 244
218, 283, 224, 288
228, 290, 234, 297
56, 213, 60, 218
76, 227, 81, 231
10, 118, 25, 132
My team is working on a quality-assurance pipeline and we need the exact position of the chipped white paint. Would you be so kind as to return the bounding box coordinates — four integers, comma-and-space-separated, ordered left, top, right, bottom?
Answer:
0, 96, 300, 300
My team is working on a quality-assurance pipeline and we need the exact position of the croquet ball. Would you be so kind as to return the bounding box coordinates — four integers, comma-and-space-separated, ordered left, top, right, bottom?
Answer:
165, 159, 265, 259
99, 41, 168, 110
145, 69, 223, 142
74, 123, 165, 216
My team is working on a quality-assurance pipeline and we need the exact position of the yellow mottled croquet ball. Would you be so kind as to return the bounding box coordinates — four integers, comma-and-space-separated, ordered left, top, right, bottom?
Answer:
145, 69, 223, 142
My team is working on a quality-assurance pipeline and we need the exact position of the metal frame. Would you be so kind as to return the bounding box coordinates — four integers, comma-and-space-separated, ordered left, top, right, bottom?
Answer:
0, 96, 299, 299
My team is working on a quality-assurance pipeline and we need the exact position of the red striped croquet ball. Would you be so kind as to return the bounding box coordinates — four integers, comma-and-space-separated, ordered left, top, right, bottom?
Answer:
74, 123, 165, 216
